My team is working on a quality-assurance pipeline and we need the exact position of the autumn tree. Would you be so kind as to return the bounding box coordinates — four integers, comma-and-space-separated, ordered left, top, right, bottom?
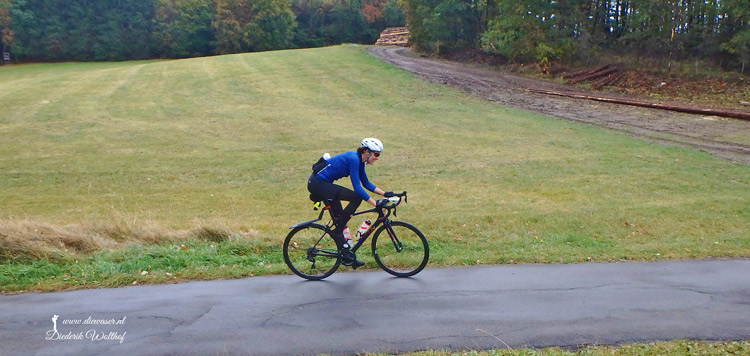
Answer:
154, 0, 215, 58
362, 0, 403, 27
0, 0, 12, 61
720, 0, 750, 72
400, 0, 483, 53
481, 0, 577, 63
212, 0, 296, 54
291, 0, 401, 48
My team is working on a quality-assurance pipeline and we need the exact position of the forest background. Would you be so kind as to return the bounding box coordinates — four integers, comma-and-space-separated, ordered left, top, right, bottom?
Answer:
0, 0, 748, 73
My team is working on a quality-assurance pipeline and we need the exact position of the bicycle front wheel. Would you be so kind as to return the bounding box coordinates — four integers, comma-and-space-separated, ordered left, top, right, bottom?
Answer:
283, 224, 340, 280
371, 221, 429, 277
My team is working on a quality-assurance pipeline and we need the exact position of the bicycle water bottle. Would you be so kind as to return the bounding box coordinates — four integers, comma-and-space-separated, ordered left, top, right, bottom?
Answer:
356, 218, 371, 238
342, 227, 352, 248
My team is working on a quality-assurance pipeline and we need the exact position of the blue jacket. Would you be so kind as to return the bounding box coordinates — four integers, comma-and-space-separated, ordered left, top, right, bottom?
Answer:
316, 151, 376, 201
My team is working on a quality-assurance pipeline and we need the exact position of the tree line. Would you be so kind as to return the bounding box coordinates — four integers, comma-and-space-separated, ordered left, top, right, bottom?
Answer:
0, 0, 404, 61
1, 0, 747, 72
402, 0, 750, 72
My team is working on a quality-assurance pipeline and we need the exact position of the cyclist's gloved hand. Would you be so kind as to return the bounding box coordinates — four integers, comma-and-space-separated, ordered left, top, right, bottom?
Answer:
376, 198, 389, 208
384, 191, 395, 198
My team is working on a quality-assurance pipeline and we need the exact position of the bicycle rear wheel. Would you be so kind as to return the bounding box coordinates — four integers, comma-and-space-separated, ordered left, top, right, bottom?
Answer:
283, 224, 340, 280
371, 221, 429, 277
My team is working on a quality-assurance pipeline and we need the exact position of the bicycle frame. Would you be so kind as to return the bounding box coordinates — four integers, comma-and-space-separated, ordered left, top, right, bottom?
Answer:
347, 205, 389, 253
336, 193, 405, 253
288, 192, 407, 258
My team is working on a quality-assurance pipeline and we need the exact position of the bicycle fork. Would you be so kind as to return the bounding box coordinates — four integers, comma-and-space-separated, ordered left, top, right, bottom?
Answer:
385, 223, 403, 253
373, 220, 403, 253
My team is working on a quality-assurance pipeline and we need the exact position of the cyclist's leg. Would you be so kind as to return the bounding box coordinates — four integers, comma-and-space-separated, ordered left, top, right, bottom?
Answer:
340, 190, 362, 222
329, 187, 361, 240
307, 175, 365, 268
308, 175, 359, 243
330, 189, 365, 268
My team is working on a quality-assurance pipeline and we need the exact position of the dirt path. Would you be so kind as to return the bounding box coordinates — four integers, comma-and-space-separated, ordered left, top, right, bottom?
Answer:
368, 46, 750, 165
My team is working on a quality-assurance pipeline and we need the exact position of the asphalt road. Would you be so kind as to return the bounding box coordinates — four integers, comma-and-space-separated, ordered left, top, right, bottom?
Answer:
2, 259, 749, 356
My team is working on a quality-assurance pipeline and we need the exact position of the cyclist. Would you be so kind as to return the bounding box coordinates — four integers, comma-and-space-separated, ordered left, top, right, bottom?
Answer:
307, 138, 393, 267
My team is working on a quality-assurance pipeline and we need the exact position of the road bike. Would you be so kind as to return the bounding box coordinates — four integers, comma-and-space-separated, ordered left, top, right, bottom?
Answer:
283, 191, 429, 280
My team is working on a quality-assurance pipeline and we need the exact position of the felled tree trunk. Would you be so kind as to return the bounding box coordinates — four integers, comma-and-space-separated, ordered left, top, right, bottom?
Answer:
527, 88, 750, 121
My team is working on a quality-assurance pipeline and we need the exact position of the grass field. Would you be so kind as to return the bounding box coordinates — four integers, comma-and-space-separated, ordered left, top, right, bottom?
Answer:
1, 45, 749, 292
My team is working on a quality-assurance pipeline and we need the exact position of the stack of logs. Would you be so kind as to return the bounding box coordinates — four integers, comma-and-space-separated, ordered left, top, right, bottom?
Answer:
375, 27, 410, 47
562, 63, 625, 90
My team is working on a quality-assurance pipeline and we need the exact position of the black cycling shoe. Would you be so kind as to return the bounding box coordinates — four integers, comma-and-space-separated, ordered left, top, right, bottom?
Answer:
351, 258, 365, 269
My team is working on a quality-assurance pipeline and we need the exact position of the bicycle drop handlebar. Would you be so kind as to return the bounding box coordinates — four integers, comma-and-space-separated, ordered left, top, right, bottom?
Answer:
374, 191, 407, 217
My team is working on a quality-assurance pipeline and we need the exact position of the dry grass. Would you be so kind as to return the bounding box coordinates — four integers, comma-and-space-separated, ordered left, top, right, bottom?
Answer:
0, 217, 260, 263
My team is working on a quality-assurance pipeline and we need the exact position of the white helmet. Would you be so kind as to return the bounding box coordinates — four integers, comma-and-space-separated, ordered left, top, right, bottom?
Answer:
361, 138, 383, 152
